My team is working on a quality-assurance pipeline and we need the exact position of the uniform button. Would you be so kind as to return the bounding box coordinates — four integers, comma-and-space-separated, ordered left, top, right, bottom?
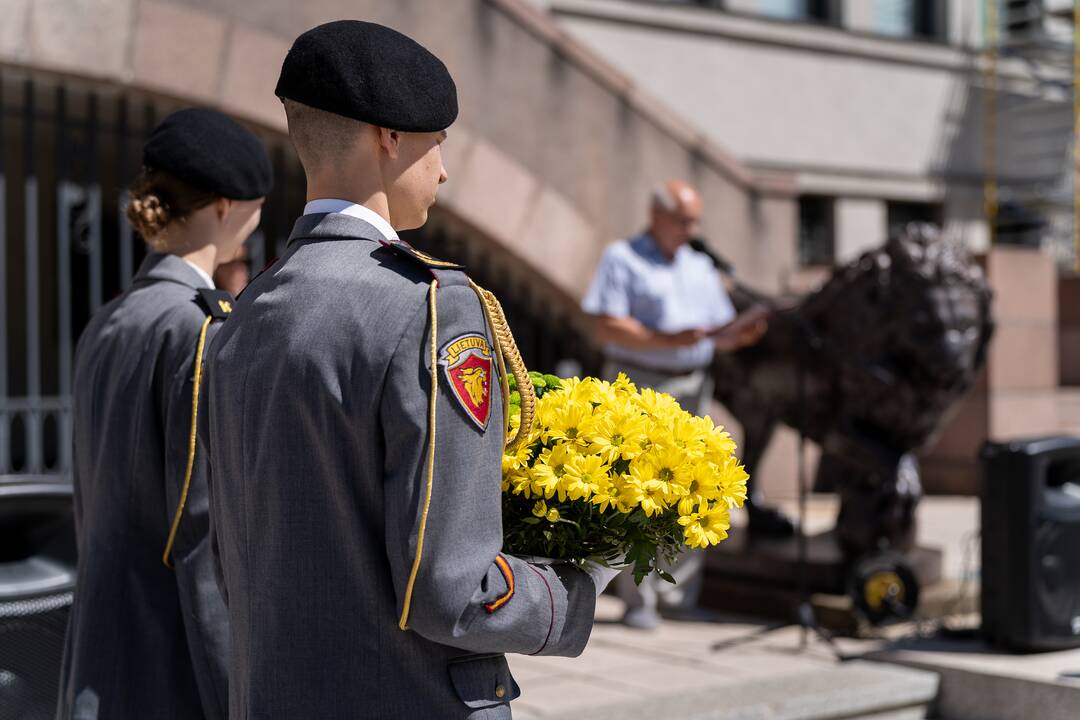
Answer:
495, 684, 506, 699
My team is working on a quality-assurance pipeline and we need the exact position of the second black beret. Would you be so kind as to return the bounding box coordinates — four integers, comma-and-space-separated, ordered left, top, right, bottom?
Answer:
275, 20, 458, 133
144, 108, 274, 200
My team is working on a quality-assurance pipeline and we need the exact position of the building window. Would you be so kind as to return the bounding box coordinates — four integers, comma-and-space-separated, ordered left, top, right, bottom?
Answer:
758, 0, 840, 24
886, 200, 943, 236
799, 195, 835, 266
873, 0, 947, 41
994, 201, 1046, 247
758, 0, 841, 25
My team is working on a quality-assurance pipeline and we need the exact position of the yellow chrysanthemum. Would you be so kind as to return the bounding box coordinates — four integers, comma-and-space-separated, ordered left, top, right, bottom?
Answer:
633, 446, 693, 501
540, 399, 597, 446
717, 458, 749, 509
665, 414, 708, 453
586, 411, 648, 464
634, 387, 681, 421
679, 505, 731, 548
676, 460, 725, 514
502, 442, 533, 474
528, 443, 576, 499
560, 454, 609, 502
610, 372, 637, 396
589, 473, 620, 513
502, 374, 745, 561
507, 469, 532, 498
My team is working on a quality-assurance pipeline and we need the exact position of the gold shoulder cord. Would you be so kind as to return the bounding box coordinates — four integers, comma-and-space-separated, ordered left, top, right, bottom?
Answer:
468, 281, 535, 450
162, 315, 214, 568
397, 279, 536, 630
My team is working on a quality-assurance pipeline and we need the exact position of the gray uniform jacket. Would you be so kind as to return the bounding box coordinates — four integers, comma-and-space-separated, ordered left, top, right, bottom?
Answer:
58, 254, 230, 720
204, 213, 596, 719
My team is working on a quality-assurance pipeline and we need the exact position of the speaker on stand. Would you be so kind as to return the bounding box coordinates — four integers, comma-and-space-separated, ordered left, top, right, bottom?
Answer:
981, 437, 1080, 652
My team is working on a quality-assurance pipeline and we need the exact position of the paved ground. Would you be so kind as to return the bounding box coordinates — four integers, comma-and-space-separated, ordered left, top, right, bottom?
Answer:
508, 495, 972, 719
508, 595, 919, 719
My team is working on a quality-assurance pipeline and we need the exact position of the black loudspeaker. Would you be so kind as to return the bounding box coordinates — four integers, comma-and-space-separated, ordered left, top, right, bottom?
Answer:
0, 483, 77, 720
981, 437, 1080, 652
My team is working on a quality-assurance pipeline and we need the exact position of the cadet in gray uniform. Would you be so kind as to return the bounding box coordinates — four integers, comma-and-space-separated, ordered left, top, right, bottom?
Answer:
58, 109, 272, 720
203, 21, 616, 719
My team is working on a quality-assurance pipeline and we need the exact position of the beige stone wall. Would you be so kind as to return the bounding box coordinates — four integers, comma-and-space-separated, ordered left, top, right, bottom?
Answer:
0, 0, 796, 302
921, 246, 1061, 495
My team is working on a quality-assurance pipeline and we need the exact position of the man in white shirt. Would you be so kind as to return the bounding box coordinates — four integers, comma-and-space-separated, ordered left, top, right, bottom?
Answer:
582, 180, 775, 629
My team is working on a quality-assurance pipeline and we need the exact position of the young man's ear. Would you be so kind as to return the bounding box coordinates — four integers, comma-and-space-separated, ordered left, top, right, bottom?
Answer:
377, 127, 400, 160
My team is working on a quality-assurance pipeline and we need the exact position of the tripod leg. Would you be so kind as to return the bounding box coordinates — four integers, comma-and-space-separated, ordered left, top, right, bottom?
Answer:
796, 602, 849, 661
710, 619, 791, 652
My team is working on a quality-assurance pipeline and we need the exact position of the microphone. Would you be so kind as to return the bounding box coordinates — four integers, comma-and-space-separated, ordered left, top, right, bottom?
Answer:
689, 238, 772, 308
688, 238, 734, 275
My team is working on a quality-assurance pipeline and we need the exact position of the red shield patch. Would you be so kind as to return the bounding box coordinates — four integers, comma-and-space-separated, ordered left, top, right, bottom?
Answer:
440, 333, 493, 431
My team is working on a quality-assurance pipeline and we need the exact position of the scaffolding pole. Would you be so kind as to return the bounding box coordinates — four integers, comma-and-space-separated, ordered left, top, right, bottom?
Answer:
1074, 0, 1080, 272
984, 0, 999, 248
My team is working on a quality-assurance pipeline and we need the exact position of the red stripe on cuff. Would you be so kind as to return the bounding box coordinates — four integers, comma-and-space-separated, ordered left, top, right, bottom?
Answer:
484, 555, 515, 613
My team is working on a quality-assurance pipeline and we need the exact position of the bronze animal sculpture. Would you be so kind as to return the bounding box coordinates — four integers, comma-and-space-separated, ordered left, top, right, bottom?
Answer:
711, 224, 994, 559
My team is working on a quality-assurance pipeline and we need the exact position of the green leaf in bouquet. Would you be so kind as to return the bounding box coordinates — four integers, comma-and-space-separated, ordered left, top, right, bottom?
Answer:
624, 538, 658, 585
632, 562, 651, 586
656, 569, 676, 585
543, 374, 562, 389
509, 391, 520, 405
521, 517, 541, 525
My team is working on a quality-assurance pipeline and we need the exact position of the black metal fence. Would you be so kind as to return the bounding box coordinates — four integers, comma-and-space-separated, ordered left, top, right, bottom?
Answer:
0, 69, 308, 487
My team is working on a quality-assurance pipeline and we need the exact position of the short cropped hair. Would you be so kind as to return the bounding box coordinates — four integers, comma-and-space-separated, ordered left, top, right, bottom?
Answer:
283, 98, 367, 171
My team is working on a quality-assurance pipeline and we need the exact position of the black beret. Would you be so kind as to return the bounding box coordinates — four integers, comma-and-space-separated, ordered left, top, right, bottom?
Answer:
276, 20, 458, 133
143, 108, 274, 200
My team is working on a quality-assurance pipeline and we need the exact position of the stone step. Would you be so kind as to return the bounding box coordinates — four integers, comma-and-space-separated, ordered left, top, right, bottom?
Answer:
549, 661, 938, 720
869, 640, 1080, 720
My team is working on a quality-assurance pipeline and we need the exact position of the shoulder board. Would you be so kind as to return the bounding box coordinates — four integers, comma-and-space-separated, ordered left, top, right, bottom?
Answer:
196, 288, 235, 320
384, 241, 465, 271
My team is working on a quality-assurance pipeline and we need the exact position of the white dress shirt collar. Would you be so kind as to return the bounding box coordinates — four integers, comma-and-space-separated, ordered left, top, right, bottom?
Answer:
303, 198, 400, 242
182, 258, 215, 289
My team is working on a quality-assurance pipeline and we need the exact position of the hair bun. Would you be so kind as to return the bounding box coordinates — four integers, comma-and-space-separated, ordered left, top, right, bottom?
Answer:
127, 193, 172, 248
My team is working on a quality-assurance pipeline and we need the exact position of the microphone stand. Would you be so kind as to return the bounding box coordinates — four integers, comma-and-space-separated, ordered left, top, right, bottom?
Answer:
693, 239, 846, 660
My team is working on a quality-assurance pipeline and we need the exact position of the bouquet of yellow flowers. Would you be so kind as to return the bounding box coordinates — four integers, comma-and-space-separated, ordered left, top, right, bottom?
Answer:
501, 371, 748, 584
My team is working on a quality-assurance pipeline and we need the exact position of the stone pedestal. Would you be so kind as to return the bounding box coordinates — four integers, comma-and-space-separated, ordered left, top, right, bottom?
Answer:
701, 530, 943, 633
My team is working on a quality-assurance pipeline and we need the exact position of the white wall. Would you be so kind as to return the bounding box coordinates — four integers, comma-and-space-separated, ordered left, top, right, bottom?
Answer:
835, 197, 888, 262
552, 2, 979, 192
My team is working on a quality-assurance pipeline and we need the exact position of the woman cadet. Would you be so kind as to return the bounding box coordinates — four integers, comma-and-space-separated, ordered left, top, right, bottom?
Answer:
56, 108, 272, 720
